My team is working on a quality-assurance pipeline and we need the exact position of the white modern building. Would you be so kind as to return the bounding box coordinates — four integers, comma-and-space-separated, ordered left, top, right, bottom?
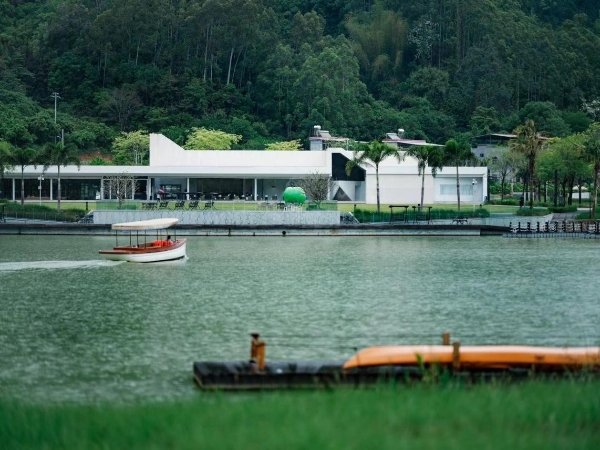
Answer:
1, 133, 487, 205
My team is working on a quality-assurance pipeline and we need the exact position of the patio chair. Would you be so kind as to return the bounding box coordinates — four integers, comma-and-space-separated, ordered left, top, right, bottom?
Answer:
158, 200, 169, 209
187, 200, 199, 210
174, 200, 186, 210
202, 200, 215, 210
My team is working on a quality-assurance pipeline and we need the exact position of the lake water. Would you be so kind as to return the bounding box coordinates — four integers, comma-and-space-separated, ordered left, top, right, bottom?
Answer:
0, 235, 599, 404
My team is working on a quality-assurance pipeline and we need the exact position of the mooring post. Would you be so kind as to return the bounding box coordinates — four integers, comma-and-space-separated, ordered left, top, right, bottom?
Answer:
452, 341, 461, 372
442, 332, 450, 345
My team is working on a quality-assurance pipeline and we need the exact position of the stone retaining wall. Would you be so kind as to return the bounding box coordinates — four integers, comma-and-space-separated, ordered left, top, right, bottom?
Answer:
92, 210, 341, 226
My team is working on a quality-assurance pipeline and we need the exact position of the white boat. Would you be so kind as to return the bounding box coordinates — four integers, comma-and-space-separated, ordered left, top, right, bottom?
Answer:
99, 218, 187, 263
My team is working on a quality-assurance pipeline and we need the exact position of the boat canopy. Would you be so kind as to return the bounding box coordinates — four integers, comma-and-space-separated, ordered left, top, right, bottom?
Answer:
111, 218, 179, 231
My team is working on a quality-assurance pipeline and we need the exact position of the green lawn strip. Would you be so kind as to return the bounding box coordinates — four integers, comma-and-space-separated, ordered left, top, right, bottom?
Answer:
1, 381, 598, 449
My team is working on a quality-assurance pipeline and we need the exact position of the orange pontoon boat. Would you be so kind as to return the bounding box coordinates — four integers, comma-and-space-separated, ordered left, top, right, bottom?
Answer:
343, 345, 600, 370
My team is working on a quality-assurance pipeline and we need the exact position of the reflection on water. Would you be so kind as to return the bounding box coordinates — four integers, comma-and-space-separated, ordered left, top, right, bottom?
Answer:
0, 235, 599, 404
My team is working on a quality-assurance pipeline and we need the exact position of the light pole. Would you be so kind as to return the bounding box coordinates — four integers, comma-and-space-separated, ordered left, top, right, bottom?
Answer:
38, 175, 44, 205
472, 178, 477, 212
51, 91, 60, 123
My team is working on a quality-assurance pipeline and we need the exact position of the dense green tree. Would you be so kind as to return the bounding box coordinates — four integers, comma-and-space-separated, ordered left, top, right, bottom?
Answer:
184, 128, 242, 150
111, 131, 150, 165
470, 106, 502, 136
345, 5, 408, 92
537, 134, 588, 205
582, 123, 600, 219
514, 102, 571, 137
510, 120, 546, 209
403, 67, 450, 110
0, 0, 600, 160
265, 140, 302, 151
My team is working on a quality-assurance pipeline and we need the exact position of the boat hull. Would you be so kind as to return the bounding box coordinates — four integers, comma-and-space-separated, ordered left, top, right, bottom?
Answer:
99, 239, 187, 263
343, 345, 600, 370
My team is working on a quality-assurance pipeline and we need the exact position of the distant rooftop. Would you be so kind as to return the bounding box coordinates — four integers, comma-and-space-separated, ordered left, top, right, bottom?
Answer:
308, 128, 348, 142
383, 133, 443, 147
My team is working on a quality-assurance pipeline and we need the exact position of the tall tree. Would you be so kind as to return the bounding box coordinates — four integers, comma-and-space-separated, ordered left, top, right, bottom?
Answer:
102, 173, 138, 209
405, 145, 444, 210
510, 120, 546, 209
299, 171, 338, 208
488, 149, 524, 200
444, 137, 473, 212
8, 147, 37, 206
582, 123, 600, 219
42, 143, 81, 211
537, 134, 588, 206
345, 141, 405, 213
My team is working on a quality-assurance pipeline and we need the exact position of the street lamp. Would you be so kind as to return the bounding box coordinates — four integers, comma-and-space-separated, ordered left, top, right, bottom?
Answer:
472, 178, 478, 212
38, 175, 44, 205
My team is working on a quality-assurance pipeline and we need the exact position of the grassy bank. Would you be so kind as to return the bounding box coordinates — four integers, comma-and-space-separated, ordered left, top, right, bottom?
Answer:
1, 380, 599, 449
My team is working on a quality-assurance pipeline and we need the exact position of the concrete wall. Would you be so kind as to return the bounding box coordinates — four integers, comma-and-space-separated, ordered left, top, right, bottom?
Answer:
149, 134, 328, 172
93, 210, 341, 226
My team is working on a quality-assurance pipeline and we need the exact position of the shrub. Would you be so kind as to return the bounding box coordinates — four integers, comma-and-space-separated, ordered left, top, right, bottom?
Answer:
547, 205, 577, 213
1, 202, 86, 222
489, 197, 520, 206
514, 207, 550, 216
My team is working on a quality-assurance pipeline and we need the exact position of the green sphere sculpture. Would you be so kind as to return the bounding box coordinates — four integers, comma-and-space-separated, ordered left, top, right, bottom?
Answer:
283, 186, 306, 204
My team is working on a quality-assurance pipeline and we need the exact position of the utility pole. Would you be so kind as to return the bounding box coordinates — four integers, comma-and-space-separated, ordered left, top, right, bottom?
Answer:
51, 91, 60, 123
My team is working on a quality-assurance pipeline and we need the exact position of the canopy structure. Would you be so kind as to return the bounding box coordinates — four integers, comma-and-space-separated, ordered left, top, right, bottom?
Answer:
111, 218, 179, 231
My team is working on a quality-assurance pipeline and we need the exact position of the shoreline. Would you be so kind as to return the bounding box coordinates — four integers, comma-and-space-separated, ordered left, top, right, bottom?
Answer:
0, 222, 506, 236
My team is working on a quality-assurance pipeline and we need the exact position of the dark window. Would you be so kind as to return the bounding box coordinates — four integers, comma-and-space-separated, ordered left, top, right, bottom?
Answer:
331, 153, 365, 181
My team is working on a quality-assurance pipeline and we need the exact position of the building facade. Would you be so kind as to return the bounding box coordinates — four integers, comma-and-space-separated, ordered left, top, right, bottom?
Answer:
2, 133, 488, 205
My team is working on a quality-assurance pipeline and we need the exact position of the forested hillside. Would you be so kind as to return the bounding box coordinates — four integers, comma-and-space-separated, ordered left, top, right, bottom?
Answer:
1, 0, 599, 154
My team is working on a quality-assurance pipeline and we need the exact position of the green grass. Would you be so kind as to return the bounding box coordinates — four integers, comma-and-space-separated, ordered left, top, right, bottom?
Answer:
1, 381, 599, 449
339, 203, 522, 214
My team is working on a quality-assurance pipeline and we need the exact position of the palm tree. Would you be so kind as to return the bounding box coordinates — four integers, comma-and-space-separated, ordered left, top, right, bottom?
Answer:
582, 123, 600, 219
444, 137, 474, 212
345, 140, 405, 213
42, 143, 81, 211
0, 140, 13, 200
8, 147, 37, 206
510, 120, 546, 209
405, 145, 445, 210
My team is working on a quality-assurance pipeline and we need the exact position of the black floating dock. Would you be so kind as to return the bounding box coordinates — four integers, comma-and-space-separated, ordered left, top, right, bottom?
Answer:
192, 361, 592, 391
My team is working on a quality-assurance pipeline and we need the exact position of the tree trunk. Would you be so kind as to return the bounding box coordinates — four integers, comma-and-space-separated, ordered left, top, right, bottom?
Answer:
375, 165, 380, 214
455, 162, 461, 212
455, 0, 462, 61
420, 171, 425, 210
592, 164, 599, 219
528, 162, 535, 209
203, 25, 210, 82
57, 165, 61, 211
227, 46, 234, 85
20, 168, 25, 206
